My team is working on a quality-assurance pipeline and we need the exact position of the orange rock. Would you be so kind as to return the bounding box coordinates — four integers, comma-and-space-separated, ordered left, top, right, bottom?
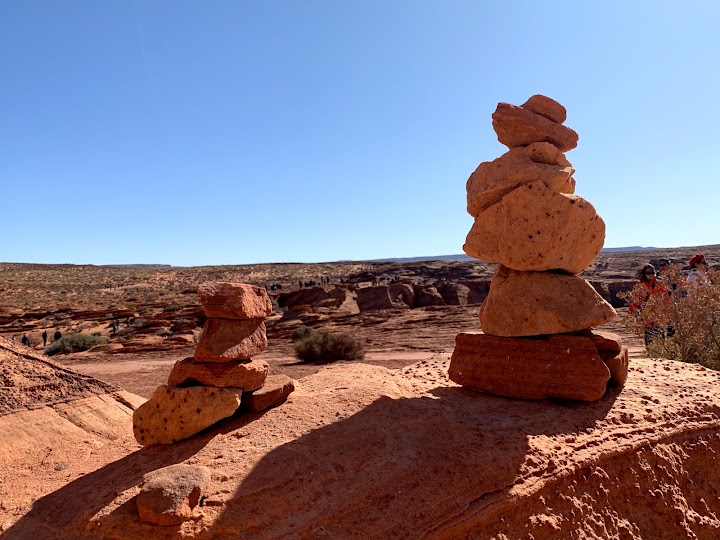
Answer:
479, 266, 616, 336
570, 329, 623, 353
492, 102, 579, 151
464, 181, 605, 274
167, 357, 268, 391
449, 332, 611, 401
136, 464, 211, 525
197, 282, 272, 319
466, 143, 575, 216
521, 94, 567, 123
133, 385, 242, 446
241, 374, 295, 412
600, 346, 629, 386
194, 318, 267, 362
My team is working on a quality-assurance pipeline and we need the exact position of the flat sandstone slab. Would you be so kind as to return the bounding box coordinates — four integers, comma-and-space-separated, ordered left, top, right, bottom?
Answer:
168, 357, 269, 391
194, 318, 267, 362
133, 385, 242, 446
449, 332, 612, 401
197, 282, 272, 319
241, 374, 295, 412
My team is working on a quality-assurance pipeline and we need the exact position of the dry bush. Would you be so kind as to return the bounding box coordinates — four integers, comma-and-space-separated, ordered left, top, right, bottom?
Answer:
292, 326, 365, 363
622, 267, 720, 370
44, 333, 109, 356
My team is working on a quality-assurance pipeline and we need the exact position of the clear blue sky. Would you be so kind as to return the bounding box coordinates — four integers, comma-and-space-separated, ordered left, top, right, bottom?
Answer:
2, 1, 719, 266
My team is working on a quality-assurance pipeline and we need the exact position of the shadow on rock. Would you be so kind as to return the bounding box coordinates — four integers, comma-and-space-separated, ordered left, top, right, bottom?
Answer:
208, 385, 618, 539
2, 411, 264, 539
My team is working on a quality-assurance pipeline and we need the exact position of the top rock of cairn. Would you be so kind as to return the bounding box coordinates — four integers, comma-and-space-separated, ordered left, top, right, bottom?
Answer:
492, 94, 578, 152
197, 282, 272, 319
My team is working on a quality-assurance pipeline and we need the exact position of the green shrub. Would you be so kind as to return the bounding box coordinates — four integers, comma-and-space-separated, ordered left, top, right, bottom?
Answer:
44, 333, 109, 356
622, 267, 720, 370
44, 334, 108, 356
291, 325, 313, 342
163, 304, 183, 312
293, 327, 365, 363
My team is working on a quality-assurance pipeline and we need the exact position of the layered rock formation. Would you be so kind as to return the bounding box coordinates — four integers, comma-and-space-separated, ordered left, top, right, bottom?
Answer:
451, 95, 625, 401
133, 283, 295, 446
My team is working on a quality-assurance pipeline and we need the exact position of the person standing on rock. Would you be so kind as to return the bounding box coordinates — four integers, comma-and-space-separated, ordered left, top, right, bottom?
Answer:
630, 264, 668, 346
686, 253, 710, 286
42, 330, 48, 346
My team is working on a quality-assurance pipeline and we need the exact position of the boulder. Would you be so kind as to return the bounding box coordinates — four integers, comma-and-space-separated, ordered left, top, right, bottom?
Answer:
167, 357, 269, 391
466, 143, 575, 216
449, 332, 611, 401
388, 283, 414, 307
278, 287, 332, 310
458, 280, 492, 305
464, 182, 606, 274
436, 282, 472, 306
136, 464, 211, 526
479, 266, 616, 336
241, 374, 296, 412
521, 94, 567, 123
492, 102, 579, 152
133, 385, 242, 446
197, 282, 272, 319
194, 318, 267, 362
277, 286, 359, 315
357, 286, 408, 312
412, 285, 446, 308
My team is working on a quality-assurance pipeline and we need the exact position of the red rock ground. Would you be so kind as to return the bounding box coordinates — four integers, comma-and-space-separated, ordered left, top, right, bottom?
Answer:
2, 306, 720, 539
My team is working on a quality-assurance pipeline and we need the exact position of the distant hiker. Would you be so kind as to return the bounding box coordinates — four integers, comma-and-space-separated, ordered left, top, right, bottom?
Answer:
687, 253, 710, 286
53, 328, 62, 342
21, 335, 30, 346
629, 264, 668, 346
42, 330, 48, 346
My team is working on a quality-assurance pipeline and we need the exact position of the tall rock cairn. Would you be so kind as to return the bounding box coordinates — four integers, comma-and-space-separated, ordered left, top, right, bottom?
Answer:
133, 283, 295, 446
449, 95, 629, 402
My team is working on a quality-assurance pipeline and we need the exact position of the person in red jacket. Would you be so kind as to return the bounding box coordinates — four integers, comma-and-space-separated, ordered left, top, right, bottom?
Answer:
630, 263, 669, 346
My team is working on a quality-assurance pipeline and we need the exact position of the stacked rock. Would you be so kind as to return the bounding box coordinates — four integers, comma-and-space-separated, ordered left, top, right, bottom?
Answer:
133, 282, 295, 446
449, 95, 629, 402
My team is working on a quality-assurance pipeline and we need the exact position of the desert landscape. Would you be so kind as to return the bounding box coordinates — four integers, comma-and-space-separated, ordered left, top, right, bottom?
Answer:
2, 245, 720, 538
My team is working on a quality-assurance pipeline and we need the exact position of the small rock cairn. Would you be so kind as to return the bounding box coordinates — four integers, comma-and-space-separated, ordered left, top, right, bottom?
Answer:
449, 95, 629, 401
134, 282, 295, 446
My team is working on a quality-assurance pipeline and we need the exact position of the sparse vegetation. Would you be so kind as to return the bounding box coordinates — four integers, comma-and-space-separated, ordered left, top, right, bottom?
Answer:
292, 326, 365, 363
44, 333, 109, 356
623, 266, 720, 370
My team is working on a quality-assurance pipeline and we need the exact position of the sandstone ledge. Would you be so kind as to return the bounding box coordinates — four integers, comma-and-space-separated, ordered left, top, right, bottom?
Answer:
4, 357, 720, 539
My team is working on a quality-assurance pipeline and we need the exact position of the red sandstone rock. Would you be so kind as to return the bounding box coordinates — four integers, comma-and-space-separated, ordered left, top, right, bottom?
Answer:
464, 181, 605, 274
449, 332, 611, 401
241, 374, 295, 412
600, 346, 629, 386
570, 329, 623, 353
194, 318, 267, 362
357, 286, 408, 312
492, 102, 579, 151
479, 266, 616, 336
197, 282, 272, 319
136, 464, 211, 526
521, 94, 567, 123
167, 357, 268, 391
466, 143, 575, 216
133, 385, 242, 446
